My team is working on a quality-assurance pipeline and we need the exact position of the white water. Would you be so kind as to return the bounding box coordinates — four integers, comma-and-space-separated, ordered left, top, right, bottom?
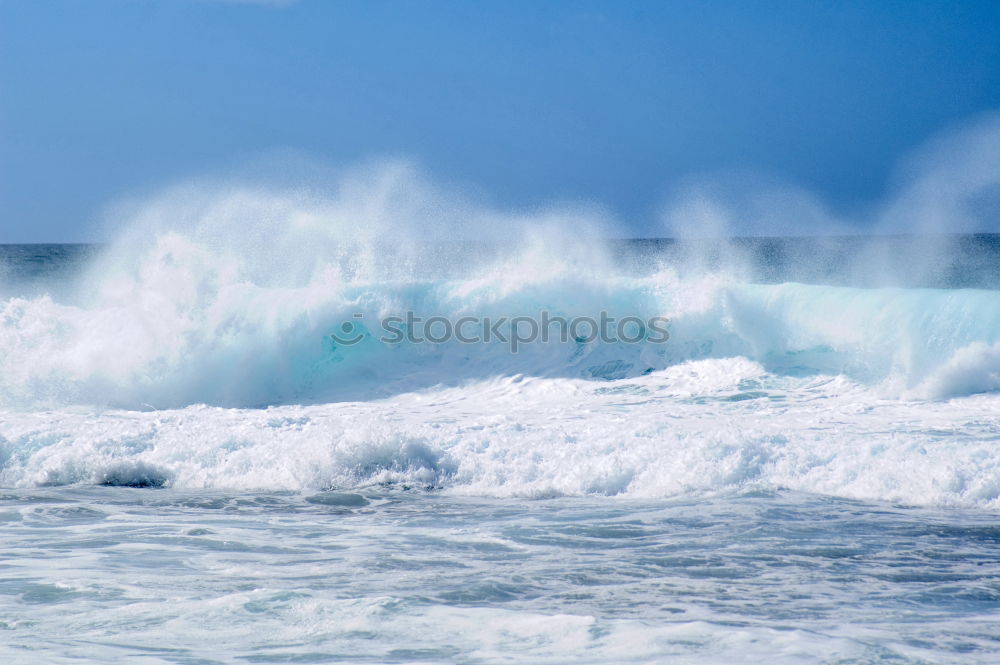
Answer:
0, 165, 999, 508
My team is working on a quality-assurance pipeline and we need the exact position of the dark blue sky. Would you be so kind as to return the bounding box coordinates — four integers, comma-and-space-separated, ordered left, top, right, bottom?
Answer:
2, 0, 1000, 241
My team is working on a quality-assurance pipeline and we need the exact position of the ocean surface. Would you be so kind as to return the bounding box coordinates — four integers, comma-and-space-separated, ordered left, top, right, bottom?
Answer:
2, 232, 1000, 664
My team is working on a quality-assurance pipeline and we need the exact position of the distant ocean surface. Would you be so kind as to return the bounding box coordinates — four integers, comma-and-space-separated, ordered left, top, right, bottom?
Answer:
2, 235, 1000, 664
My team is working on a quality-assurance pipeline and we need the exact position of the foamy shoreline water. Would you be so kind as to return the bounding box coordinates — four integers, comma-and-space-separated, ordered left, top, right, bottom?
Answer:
3, 487, 999, 664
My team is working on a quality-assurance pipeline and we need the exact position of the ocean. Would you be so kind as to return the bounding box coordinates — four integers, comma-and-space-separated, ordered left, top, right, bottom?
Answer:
1, 231, 999, 664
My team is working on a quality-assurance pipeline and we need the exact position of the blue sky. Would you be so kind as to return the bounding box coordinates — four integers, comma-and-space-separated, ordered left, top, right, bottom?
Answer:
2, 0, 1000, 241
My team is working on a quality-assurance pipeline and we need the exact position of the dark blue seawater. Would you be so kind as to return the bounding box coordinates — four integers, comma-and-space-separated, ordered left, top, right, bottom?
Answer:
4, 234, 1000, 291
616, 234, 1000, 288
0, 243, 99, 293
